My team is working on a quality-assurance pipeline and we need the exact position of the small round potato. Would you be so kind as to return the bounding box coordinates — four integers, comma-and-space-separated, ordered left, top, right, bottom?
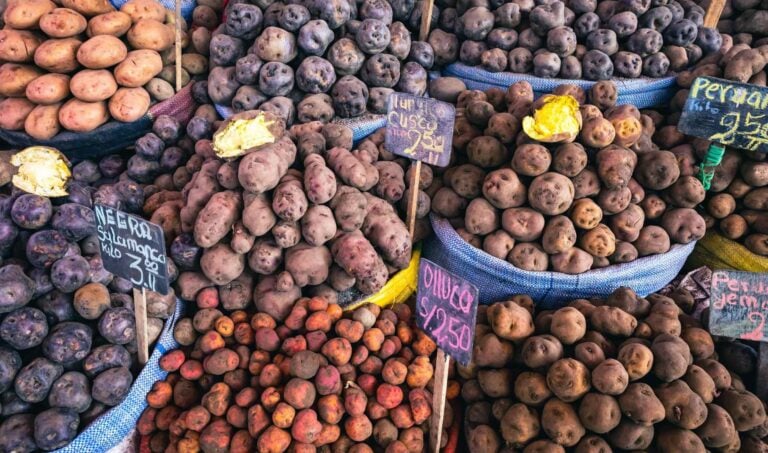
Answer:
109, 87, 150, 122
77, 35, 127, 69
25, 104, 62, 140
34, 38, 82, 73
528, 172, 575, 215
70, 69, 117, 102
59, 98, 109, 132
119, 0, 166, 22
0, 30, 43, 62
87, 11, 133, 37
126, 19, 174, 52
40, 8, 88, 38
114, 49, 163, 87
26, 74, 71, 105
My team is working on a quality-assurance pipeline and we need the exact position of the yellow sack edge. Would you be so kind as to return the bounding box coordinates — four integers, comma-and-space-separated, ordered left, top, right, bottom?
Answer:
343, 244, 421, 311
686, 231, 768, 272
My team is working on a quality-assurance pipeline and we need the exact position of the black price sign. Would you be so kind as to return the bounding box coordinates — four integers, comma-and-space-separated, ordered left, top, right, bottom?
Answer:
679, 76, 768, 152
94, 204, 169, 294
416, 259, 478, 366
385, 93, 455, 167
710, 270, 768, 342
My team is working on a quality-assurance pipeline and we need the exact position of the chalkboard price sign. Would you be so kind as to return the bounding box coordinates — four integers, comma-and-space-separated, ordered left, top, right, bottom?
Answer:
709, 270, 768, 342
679, 76, 768, 153
94, 204, 169, 294
416, 258, 479, 366
385, 93, 455, 167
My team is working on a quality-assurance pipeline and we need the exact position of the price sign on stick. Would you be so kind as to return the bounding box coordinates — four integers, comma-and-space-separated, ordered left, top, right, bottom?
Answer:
416, 258, 479, 452
94, 204, 169, 364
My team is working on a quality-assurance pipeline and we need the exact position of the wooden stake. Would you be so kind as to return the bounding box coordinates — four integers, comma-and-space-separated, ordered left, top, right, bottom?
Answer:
430, 350, 450, 452
175, 0, 183, 92
418, 0, 434, 42
134, 287, 150, 365
704, 0, 725, 28
407, 160, 422, 239
757, 343, 768, 402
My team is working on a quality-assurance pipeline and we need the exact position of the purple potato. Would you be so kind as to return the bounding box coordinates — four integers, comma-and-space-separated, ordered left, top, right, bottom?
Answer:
643, 52, 670, 77
533, 50, 561, 77
360, 0, 394, 23
91, 366, 132, 406
0, 217, 18, 250
14, 357, 63, 403
639, 6, 673, 31
42, 322, 92, 365
110, 293, 133, 310
460, 40, 487, 65
332, 75, 369, 118
529, 1, 566, 36
135, 133, 165, 161
298, 19, 334, 56
97, 153, 125, 177
508, 47, 533, 72
72, 161, 100, 184
170, 233, 202, 270
296, 56, 337, 93
548, 25, 578, 56
613, 51, 643, 77
460, 6, 495, 40
487, 28, 519, 51
627, 28, 664, 56
586, 28, 619, 55
494, 2, 521, 28
0, 307, 48, 350
0, 414, 36, 453
368, 87, 394, 113
397, 61, 428, 95
51, 203, 96, 242
34, 407, 79, 450
66, 182, 95, 207
317, 0, 351, 28
235, 54, 263, 85
87, 254, 112, 286
29, 267, 53, 298
79, 234, 99, 256
667, 0, 684, 21
35, 291, 76, 324
582, 49, 614, 80
278, 4, 310, 31
695, 26, 721, 53
356, 18, 392, 54
259, 61, 294, 96
255, 26, 298, 62
428, 28, 458, 65
209, 33, 245, 67
191, 80, 211, 104
388, 21, 411, 59
408, 41, 434, 68
98, 308, 136, 345
152, 115, 181, 144
225, 3, 263, 40
0, 347, 21, 394
663, 18, 697, 46
574, 11, 600, 38
1, 391, 32, 417
608, 11, 638, 37
208, 66, 240, 105
560, 54, 582, 78
259, 96, 296, 126
327, 38, 366, 76
392, 0, 416, 20
126, 155, 161, 184
82, 344, 131, 378
160, 147, 186, 172
518, 28, 544, 51
26, 230, 69, 269
48, 371, 91, 413
109, 276, 133, 294
297, 94, 335, 123
361, 53, 401, 88
11, 194, 53, 230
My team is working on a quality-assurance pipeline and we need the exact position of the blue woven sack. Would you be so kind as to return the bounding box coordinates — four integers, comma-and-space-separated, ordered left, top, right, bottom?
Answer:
423, 215, 696, 309
443, 63, 678, 109
109, 0, 196, 20
53, 300, 184, 453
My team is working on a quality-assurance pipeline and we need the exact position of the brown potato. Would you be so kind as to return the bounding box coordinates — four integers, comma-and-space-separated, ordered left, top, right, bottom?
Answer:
661, 208, 706, 244
0, 29, 43, 62
609, 204, 645, 242
77, 35, 127, 68
707, 193, 737, 219
514, 372, 551, 406
508, 242, 548, 271
570, 198, 603, 230
596, 144, 637, 189
572, 167, 600, 199
114, 49, 163, 87
70, 69, 118, 102
617, 342, 653, 381
591, 359, 628, 395
618, 383, 665, 426
541, 216, 577, 255
580, 117, 616, 148
34, 38, 82, 73
120, 0, 166, 22
549, 307, 586, 344
25, 103, 61, 140
482, 168, 527, 209
634, 225, 670, 256
40, 8, 88, 38
512, 144, 551, 176
60, 0, 116, 16
546, 358, 590, 402
528, 172, 575, 215
0, 97, 36, 130
552, 142, 588, 177
501, 207, 545, 242
26, 74, 71, 105
0, 63, 43, 97
574, 342, 605, 369
715, 389, 767, 432
578, 393, 621, 433
127, 19, 174, 52
500, 403, 540, 447
87, 11, 133, 37
59, 98, 109, 132
541, 399, 585, 447
487, 300, 534, 341
4, 0, 56, 29
652, 334, 693, 382
608, 419, 654, 450
695, 404, 737, 448
551, 247, 593, 274
635, 150, 681, 190
655, 380, 708, 430
579, 224, 616, 258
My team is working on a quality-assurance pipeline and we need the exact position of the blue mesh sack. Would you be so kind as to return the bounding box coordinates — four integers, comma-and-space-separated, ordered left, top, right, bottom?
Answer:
423, 215, 696, 309
443, 63, 678, 109
52, 300, 184, 453
109, 0, 196, 20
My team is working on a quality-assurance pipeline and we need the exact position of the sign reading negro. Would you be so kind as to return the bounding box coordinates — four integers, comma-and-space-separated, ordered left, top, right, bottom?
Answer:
416, 258, 479, 366
94, 204, 169, 294
385, 93, 455, 167
709, 270, 768, 342
679, 76, 768, 153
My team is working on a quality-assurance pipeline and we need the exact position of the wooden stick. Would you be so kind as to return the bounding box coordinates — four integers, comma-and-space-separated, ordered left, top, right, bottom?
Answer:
758, 343, 768, 402
430, 349, 450, 452
134, 287, 150, 365
418, 0, 434, 42
704, 0, 726, 28
407, 160, 422, 239
175, 0, 183, 92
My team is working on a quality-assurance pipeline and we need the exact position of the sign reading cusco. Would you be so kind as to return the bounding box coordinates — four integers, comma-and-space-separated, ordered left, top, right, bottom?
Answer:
709, 270, 768, 342
385, 93, 455, 167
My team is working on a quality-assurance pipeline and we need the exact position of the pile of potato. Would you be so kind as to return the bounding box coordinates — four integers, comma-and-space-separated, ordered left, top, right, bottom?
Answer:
0, 0, 215, 139
147, 112, 431, 319
427, 78, 706, 273
205, 0, 437, 121
138, 299, 441, 452
428, 0, 722, 79
463, 287, 768, 452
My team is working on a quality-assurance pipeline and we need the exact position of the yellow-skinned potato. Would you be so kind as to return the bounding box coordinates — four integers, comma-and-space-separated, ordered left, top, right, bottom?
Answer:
87, 11, 133, 37
3, 0, 57, 29
0, 98, 36, 130
114, 49, 163, 87
0, 30, 43, 63
127, 19, 174, 52
109, 87, 150, 122
120, 0, 167, 22
0, 63, 43, 97
25, 104, 62, 140
60, 0, 115, 17
34, 38, 82, 73
77, 35, 127, 68
39, 8, 88, 38
70, 69, 118, 102
59, 98, 109, 132
26, 73, 71, 105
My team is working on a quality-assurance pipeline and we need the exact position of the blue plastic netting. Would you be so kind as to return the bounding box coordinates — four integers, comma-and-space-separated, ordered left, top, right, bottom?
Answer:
109, 0, 195, 19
